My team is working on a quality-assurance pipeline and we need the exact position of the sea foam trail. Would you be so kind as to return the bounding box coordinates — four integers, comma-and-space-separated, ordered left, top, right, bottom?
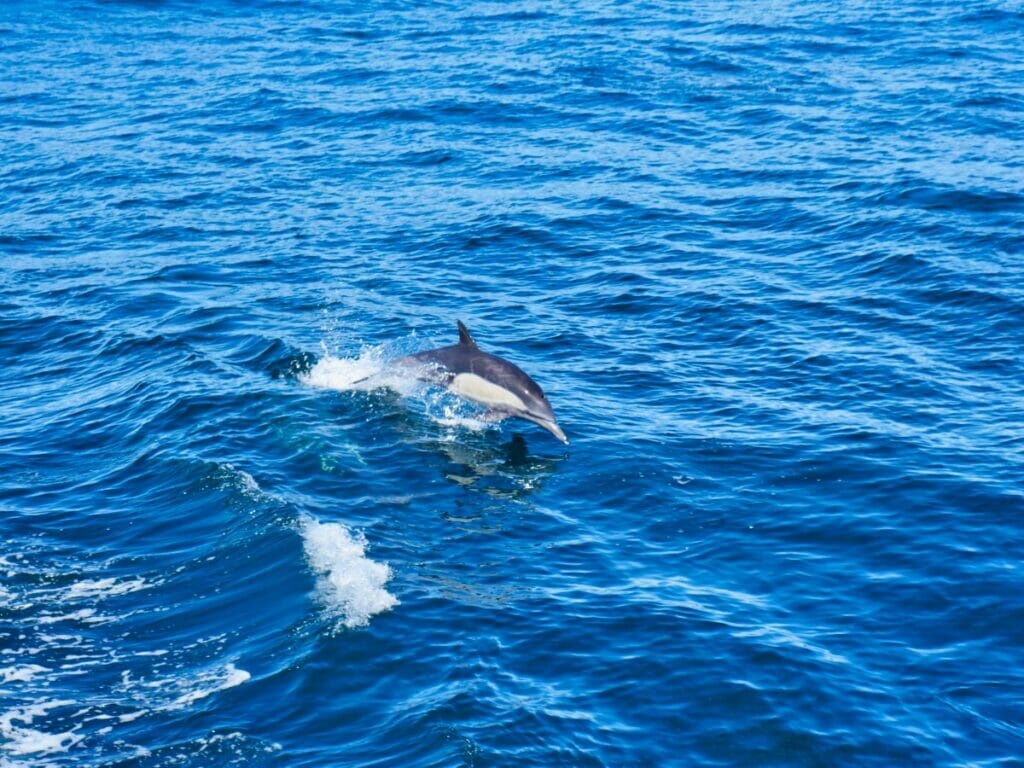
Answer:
301, 516, 398, 630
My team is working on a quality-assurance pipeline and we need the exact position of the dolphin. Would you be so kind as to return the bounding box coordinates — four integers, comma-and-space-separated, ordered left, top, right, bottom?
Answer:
395, 321, 568, 444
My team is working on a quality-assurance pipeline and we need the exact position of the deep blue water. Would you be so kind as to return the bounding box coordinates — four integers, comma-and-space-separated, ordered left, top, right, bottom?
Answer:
3, 0, 1024, 765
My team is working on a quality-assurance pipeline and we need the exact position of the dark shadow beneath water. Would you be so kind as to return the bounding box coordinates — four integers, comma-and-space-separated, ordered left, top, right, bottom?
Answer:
427, 432, 565, 500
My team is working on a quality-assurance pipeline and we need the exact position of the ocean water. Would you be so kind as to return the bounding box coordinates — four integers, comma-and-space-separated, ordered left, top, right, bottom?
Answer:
2, 0, 1023, 765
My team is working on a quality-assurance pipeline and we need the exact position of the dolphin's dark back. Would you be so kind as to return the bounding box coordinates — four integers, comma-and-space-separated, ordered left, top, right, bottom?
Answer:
406, 345, 548, 402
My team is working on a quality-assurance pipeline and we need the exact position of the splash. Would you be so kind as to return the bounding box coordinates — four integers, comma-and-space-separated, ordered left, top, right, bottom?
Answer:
300, 345, 422, 396
421, 387, 503, 438
301, 516, 398, 630
301, 345, 503, 440
429, 400, 493, 435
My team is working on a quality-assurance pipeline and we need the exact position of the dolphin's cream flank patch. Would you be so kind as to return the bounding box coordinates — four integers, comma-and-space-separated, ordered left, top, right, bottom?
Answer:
449, 373, 527, 411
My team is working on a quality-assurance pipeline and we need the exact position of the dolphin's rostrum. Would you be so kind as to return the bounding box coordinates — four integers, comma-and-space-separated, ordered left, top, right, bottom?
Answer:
396, 321, 568, 444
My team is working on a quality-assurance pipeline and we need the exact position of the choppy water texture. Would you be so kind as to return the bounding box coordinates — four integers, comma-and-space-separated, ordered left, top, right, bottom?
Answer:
2, 0, 1024, 765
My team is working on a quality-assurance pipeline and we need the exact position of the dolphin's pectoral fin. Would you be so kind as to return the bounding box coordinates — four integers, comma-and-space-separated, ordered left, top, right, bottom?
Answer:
480, 410, 510, 423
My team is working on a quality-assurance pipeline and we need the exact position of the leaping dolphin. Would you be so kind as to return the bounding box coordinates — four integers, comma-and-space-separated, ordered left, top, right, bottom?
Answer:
395, 321, 568, 444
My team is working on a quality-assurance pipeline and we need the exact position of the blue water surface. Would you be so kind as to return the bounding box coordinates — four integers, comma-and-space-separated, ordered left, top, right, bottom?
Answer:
2, 1, 1023, 765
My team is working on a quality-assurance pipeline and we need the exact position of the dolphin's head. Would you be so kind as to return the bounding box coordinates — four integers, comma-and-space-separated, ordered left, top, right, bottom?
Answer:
516, 394, 569, 445
472, 355, 568, 445
421, 321, 570, 445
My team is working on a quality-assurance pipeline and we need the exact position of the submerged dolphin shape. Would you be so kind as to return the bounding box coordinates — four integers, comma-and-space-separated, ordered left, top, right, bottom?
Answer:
396, 321, 568, 444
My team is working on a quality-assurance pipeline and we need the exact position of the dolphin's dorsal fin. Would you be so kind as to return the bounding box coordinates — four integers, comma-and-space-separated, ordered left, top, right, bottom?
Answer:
457, 320, 478, 349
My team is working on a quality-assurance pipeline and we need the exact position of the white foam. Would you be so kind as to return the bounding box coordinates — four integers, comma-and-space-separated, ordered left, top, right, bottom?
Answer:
0, 700, 81, 756
36, 608, 109, 625
167, 663, 251, 710
301, 516, 398, 630
65, 577, 149, 601
300, 347, 422, 396
0, 665, 49, 684
1, 557, 254, 764
300, 348, 383, 390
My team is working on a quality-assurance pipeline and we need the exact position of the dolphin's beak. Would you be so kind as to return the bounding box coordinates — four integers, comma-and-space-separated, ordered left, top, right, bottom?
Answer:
539, 418, 569, 445
521, 411, 568, 444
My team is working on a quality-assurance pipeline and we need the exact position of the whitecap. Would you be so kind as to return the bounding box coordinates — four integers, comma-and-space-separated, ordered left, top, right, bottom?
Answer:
167, 663, 251, 710
236, 469, 261, 497
301, 516, 398, 630
218, 463, 263, 498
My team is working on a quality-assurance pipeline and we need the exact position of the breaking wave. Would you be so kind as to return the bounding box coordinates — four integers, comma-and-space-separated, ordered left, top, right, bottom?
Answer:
300, 516, 398, 631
